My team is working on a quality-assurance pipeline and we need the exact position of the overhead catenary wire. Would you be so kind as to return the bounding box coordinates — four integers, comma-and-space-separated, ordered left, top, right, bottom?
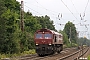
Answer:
70, 0, 79, 14
84, 0, 89, 13
34, 0, 67, 21
80, 0, 89, 20
25, 4, 59, 21
61, 0, 78, 20
35, 0, 74, 22
26, 0, 58, 16
34, 0, 59, 14
82, 0, 89, 33
23, 0, 89, 38
24, 5, 42, 15
24, 0, 59, 19
60, 0, 89, 38
80, 0, 89, 19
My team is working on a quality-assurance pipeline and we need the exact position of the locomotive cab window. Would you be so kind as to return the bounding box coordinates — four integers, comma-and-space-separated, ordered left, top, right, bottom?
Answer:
36, 34, 42, 39
59, 35, 61, 38
44, 34, 52, 39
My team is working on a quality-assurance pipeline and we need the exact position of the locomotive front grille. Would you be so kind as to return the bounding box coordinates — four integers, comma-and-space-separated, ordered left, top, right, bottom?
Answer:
42, 47, 45, 51
36, 44, 53, 55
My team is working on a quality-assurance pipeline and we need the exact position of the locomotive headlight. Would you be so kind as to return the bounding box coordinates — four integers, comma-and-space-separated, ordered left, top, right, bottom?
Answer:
36, 44, 38, 45
43, 31, 44, 33
49, 44, 51, 45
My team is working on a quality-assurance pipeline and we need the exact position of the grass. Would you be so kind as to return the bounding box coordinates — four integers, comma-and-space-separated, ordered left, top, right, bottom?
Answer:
0, 49, 36, 59
88, 55, 90, 60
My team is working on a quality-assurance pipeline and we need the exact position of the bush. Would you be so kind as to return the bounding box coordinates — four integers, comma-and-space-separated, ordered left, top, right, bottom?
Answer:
0, 49, 36, 59
0, 54, 8, 59
23, 49, 35, 54
88, 55, 90, 60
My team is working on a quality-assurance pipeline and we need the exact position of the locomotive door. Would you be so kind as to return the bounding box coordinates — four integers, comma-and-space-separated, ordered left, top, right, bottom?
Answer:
53, 34, 57, 44
55, 35, 57, 42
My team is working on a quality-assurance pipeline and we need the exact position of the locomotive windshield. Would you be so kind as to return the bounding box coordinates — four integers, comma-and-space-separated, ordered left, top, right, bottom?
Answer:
35, 33, 52, 39
44, 34, 52, 39
36, 34, 42, 39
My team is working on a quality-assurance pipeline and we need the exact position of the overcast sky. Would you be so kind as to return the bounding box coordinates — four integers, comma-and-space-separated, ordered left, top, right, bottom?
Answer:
16, 0, 90, 39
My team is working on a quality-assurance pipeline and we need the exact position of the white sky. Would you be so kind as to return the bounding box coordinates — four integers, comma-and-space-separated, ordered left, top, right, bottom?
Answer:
16, 0, 90, 39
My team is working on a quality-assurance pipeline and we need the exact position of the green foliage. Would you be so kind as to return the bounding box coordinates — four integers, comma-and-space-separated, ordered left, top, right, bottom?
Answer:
0, 0, 21, 54
88, 55, 90, 60
4, 0, 20, 12
35, 15, 56, 31
0, 49, 35, 59
0, 54, 7, 59
22, 49, 35, 55
63, 21, 77, 44
59, 30, 71, 47
0, 0, 7, 53
77, 37, 90, 46
25, 12, 42, 33
19, 32, 35, 52
59, 31, 68, 44
0, 0, 56, 55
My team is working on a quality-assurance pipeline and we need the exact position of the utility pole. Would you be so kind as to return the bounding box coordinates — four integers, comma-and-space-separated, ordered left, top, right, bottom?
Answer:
20, 0, 24, 32
70, 27, 72, 46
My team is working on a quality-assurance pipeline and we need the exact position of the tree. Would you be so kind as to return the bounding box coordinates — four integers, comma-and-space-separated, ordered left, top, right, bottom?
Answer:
63, 21, 77, 43
1, 9, 21, 54
25, 12, 42, 33
35, 15, 56, 31
0, 0, 57, 54
59, 30, 70, 47
0, 0, 7, 53
0, 0, 21, 54
78, 37, 90, 46
4, 0, 20, 12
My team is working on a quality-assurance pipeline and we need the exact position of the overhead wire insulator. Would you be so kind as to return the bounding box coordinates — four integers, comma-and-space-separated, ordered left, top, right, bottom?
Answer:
81, 17, 82, 20
58, 14, 59, 17
61, 13, 62, 18
84, 20, 87, 22
58, 13, 62, 20
85, 25, 87, 28
83, 13, 85, 17
80, 13, 81, 17
60, 24, 61, 25
58, 13, 60, 20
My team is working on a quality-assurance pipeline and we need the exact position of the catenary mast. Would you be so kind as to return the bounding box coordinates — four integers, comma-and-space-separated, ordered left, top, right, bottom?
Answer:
20, 0, 24, 31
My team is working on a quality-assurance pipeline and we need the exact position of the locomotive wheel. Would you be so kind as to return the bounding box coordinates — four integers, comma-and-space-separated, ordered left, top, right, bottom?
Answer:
57, 51, 60, 53
51, 51, 55, 55
61, 45, 63, 51
57, 47, 61, 53
51, 47, 55, 54
38, 54, 44, 57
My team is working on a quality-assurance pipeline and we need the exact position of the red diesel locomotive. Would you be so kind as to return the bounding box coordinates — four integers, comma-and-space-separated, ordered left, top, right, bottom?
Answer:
34, 29, 63, 56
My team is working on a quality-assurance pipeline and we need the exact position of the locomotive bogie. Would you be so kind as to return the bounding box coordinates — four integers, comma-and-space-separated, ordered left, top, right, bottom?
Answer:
36, 44, 54, 56
35, 44, 63, 56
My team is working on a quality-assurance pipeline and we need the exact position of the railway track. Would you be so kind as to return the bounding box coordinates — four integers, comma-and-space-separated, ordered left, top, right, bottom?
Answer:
1, 47, 89, 60
17, 47, 78, 60
19, 54, 38, 60
57, 47, 89, 60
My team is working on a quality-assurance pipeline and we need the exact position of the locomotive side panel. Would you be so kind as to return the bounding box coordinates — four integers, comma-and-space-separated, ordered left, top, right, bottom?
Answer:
52, 34, 63, 44
51, 31, 63, 53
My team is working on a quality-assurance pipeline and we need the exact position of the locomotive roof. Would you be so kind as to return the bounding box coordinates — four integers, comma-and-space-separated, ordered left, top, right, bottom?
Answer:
36, 29, 62, 36
50, 30, 62, 36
